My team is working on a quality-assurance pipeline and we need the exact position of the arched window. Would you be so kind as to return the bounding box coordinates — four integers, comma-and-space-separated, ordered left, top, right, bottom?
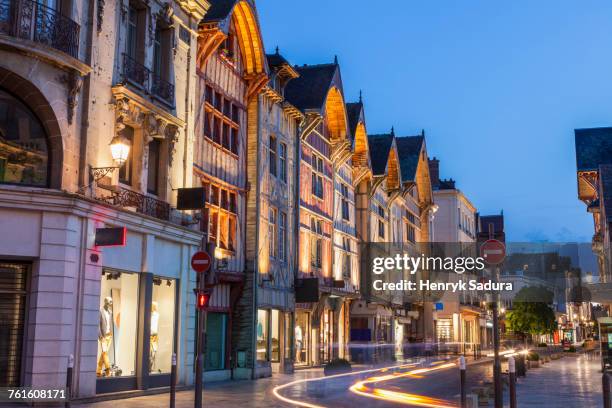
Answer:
0, 89, 49, 187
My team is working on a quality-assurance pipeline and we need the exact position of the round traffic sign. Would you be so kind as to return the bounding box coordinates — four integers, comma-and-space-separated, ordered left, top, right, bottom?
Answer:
191, 251, 212, 273
480, 239, 506, 265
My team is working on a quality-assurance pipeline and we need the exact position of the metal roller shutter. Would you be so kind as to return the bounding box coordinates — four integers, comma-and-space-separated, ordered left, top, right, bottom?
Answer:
0, 262, 27, 387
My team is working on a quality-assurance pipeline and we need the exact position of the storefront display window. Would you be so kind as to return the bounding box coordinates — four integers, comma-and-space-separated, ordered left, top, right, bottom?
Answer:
284, 312, 292, 362
257, 309, 269, 361
150, 277, 176, 374
271, 310, 280, 362
206, 313, 227, 370
295, 311, 309, 365
97, 271, 139, 378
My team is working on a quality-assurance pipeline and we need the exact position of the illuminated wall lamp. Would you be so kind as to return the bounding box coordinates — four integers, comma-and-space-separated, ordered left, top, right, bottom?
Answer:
90, 135, 131, 182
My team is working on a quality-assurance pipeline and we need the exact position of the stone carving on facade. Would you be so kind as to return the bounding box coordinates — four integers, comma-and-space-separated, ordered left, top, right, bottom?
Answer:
60, 71, 83, 125
114, 96, 145, 127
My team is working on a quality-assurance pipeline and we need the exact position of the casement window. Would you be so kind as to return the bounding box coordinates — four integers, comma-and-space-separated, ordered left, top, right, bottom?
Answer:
118, 126, 134, 185
310, 218, 323, 269
147, 138, 160, 194
311, 154, 324, 199
340, 183, 350, 221
279, 142, 287, 182
377, 205, 385, 239
269, 207, 277, 258
126, 3, 146, 63
342, 238, 351, 279
202, 182, 238, 252
279, 211, 287, 261
204, 86, 240, 155
269, 135, 277, 177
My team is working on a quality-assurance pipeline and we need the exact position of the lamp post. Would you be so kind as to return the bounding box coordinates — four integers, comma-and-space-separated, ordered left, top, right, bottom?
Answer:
89, 135, 131, 182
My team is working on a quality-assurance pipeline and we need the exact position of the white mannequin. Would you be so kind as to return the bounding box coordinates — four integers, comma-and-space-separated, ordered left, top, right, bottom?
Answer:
295, 325, 303, 363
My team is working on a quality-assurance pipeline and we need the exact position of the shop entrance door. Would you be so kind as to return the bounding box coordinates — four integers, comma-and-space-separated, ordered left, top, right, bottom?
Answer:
0, 262, 28, 387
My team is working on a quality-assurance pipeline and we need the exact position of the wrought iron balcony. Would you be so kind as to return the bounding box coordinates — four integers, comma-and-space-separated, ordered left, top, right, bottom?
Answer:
122, 53, 150, 90
151, 71, 175, 105
121, 53, 175, 107
0, 0, 80, 58
104, 185, 170, 221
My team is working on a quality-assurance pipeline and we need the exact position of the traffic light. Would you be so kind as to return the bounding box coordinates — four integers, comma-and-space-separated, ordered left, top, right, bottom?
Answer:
195, 289, 211, 310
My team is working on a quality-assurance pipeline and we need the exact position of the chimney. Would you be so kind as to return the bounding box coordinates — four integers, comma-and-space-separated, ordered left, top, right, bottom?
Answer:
428, 157, 440, 188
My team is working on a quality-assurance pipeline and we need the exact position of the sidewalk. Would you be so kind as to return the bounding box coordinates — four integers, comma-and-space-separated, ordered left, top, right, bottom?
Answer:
504, 353, 602, 407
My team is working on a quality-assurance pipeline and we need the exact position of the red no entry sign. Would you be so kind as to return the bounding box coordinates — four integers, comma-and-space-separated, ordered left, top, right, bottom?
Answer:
480, 239, 506, 265
191, 251, 212, 273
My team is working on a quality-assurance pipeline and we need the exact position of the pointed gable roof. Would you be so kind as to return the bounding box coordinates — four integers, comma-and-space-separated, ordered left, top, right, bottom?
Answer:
346, 101, 363, 140
284, 63, 339, 112
396, 135, 424, 182
368, 133, 394, 176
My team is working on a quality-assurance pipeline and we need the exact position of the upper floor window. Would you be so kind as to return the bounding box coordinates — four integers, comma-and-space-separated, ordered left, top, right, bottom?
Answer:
202, 182, 237, 252
204, 86, 239, 155
269, 135, 277, 177
311, 154, 324, 199
340, 183, 350, 221
376, 205, 385, 239
0, 89, 49, 187
279, 211, 287, 261
279, 142, 287, 183
127, 3, 146, 63
118, 126, 135, 186
310, 218, 323, 269
147, 138, 160, 195
269, 207, 277, 258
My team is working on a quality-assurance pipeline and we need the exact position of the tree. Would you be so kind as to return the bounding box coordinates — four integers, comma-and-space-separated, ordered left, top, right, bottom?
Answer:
505, 286, 557, 340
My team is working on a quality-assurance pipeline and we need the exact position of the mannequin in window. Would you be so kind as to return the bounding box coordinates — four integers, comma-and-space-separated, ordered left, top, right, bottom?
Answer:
294, 324, 303, 363
97, 297, 113, 377
150, 301, 160, 372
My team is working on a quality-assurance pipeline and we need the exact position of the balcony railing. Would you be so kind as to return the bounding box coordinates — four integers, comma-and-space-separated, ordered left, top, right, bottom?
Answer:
0, 0, 80, 58
104, 186, 170, 221
121, 53, 175, 106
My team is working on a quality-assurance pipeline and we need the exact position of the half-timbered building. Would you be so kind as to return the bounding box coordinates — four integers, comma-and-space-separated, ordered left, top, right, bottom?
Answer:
284, 60, 351, 366
195, 0, 268, 380
246, 50, 301, 377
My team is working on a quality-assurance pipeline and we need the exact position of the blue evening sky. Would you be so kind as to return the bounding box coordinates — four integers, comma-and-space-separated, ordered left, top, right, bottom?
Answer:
256, 0, 612, 242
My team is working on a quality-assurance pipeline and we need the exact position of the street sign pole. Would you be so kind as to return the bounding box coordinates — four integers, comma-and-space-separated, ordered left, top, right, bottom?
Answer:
492, 286, 503, 408
193, 245, 214, 408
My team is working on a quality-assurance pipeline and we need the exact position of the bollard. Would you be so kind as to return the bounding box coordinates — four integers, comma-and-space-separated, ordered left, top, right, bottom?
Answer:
459, 355, 466, 408
604, 372, 611, 408
508, 356, 517, 408
65, 354, 73, 408
170, 353, 177, 408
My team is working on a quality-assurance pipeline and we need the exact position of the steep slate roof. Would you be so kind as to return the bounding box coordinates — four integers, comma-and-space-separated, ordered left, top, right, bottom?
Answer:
599, 164, 612, 221
202, 0, 238, 22
575, 127, 612, 172
284, 63, 337, 111
395, 136, 424, 183
346, 102, 363, 138
368, 133, 394, 175
266, 53, 289, 68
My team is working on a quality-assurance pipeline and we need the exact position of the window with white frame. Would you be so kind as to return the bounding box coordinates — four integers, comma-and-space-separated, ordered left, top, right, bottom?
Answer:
279, 211, 287, 261
340, 183, 350, 221
311, 154, 324, 199
269, 135, 277, 177
279, 142, 287, 182
202, 182, 237, 252
310, 217, 323, 268
269, 207, 277, 258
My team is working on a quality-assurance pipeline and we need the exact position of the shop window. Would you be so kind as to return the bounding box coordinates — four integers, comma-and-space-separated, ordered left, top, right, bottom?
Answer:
271, 310, 280, 362
118, 126, 134, 185
206, 312, 227, 370
147, 138, 160, 195
295, 311, 309, 365
0, 262, 27, 387
0, 90, 50, 187
150, 277, 175, 374
257, 309, 269, 361
97, 271, 139, 378
284, 313, 292, 362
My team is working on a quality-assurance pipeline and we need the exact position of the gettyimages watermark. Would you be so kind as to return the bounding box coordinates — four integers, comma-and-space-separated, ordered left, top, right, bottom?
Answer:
360, 242, 607, 304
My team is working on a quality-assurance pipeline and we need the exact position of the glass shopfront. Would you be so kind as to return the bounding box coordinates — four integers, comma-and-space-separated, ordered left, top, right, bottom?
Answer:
295, 311, 310, 366
97, 269, 178, 394
97, 271, 139, 378
150, 277, 176, 374
319, 310, 334, 363
271, 310, 280, 362
206, 312, 227, 370
257, 309, 269, 361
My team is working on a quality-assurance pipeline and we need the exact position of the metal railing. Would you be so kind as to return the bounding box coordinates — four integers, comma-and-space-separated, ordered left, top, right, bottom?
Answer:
0, 0, 80, 58
105, 185, 170, 221
122, 53, 175, 106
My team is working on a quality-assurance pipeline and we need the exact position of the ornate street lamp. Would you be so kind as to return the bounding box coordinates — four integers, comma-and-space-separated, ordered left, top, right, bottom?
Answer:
90, 135, 131, 182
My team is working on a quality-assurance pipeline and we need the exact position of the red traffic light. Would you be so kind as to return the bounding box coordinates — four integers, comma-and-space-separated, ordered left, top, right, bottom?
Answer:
196, 290, 211, 310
